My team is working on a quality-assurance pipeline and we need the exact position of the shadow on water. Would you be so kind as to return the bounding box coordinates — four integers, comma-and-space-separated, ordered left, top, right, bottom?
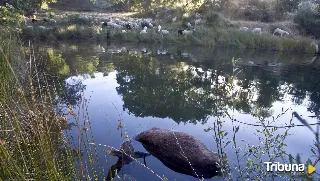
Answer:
30, 41, 320, 180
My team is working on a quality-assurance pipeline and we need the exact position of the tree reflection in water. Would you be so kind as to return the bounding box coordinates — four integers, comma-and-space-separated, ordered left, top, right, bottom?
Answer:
32, 42, 320, 180
113, 54, 232, 124
110, 52, 320, 124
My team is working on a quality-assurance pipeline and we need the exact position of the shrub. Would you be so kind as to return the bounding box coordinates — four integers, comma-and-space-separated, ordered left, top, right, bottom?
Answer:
67, 13, 93, 26
243, 9, 275, 22
273, 0, 301, 13
0, 4, 21, 25
204, 10, 233, 28
294, 2, 320, 38
246, 0, 274, 22
229, 0, 276, 22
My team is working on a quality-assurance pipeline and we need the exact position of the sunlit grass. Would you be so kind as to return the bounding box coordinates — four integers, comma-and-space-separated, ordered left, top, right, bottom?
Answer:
67, 25, 77, 31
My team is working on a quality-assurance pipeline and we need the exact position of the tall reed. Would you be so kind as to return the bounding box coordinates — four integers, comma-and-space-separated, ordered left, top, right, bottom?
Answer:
0, 27, 101, 180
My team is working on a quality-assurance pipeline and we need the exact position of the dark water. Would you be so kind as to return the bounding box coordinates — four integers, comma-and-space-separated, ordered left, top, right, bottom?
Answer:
33, 41, 320, 180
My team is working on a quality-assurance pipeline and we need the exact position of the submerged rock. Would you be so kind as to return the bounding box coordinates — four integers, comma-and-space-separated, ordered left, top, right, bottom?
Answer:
135, 128, 222, 179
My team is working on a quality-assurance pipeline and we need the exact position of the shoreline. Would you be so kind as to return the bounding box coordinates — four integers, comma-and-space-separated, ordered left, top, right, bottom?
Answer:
20, 24, 318, 55
16, 9, 319, 56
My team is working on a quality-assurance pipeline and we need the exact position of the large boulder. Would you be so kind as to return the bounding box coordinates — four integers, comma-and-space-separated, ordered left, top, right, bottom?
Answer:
135, 128, 222, 179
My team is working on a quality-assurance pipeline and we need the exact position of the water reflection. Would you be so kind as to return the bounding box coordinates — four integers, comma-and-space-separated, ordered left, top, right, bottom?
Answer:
32, 41, 320, 180
114, 55, 222, 124
106, 141, 150, 181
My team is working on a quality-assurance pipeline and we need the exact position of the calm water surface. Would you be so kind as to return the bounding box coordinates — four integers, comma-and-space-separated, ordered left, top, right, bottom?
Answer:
33, 41, 320, 180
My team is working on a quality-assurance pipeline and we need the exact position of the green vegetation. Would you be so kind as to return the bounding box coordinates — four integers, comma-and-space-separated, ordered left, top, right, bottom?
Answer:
0, 28, 19, 101
294, 1, 320, 38
0, 4, 21, 24
1, 0, 318, 54
0, 28, 104, 180
18, 12, 316, 54
1, 0, 320, 180
0, 0, 56, 15
1, 26, 320, 180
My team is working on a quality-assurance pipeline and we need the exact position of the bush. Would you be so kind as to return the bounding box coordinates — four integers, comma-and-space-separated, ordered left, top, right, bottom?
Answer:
273, 0, 301, 13
236, 0, 275, 22
204, 10, 233, 28
67, 13, 93, 26
294, 2, 320, 38
228, 4, 275, 22
243, 9, 275, 22
0, 4, 21, 25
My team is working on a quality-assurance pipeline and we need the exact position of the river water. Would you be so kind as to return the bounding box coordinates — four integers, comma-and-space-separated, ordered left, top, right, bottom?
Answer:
32, 41, 320, 180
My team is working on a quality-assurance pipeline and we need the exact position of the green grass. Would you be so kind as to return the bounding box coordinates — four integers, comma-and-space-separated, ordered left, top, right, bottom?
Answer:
0, 27, 73, 180
20, 24, 316, 54
19, 11, 317, 55
0, 27, 21, 101
0, 27, 103, 180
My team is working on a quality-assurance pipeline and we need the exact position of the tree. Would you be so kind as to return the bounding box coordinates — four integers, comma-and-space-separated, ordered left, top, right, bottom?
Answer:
294, 1, 320, 38
1, 0, 57, 15
108, 0, 205, 12
274, 0, 301, 13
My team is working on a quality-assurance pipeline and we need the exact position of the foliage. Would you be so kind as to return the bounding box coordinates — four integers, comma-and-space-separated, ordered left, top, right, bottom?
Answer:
203, 10, 232, 28
205, 57, 319, 180
212, 0, 231, 12
274, 0, 301, 13
67, 13, 94, 26
0, 0, 57, 14
0, 3, 21, 24
109, 0, 203, 12
19, 16, 315, 55
0, 28, 19, 100
294, 1, 320, 38
0, 0, 57, 25
236, 0, 275, 22
197, 0, 231, 12
0, 28, 73, 180
286, 112, 320, 180
226, 0, 303, 22
0, 27, 103, 181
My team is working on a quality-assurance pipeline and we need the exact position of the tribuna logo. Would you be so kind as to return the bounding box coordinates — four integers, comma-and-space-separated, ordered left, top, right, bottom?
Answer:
264, 162, 305, 172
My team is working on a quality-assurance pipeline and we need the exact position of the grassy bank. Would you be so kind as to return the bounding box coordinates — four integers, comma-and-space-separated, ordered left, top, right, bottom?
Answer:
19, 11, 317, 55
0, 27, 73, 180
0, 27, 103, 180
0, 28, 19, 101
